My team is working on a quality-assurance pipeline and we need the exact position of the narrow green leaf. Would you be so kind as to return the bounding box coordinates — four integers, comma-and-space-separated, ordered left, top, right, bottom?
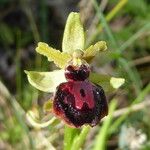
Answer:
36, 42, 71, 68
25, 70, 66, 93
62, 12, 85, 53
0, 80, 35, 149
83, 41, 107, 62
92, 0, 117, 48
93, 100, 117, 150
89, 73, 125, 93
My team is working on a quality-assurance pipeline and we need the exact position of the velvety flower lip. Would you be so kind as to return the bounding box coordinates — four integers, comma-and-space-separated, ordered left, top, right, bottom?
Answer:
53, 61, 108, 128
53, 80, 108, 128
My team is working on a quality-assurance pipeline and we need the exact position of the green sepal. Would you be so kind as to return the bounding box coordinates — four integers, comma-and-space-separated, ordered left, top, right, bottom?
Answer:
83, 41, 107, 62
89, 73, 125, 93
25, 70, 66, 93
36, 42, 71, 68
26, 108, 56, 128
62, 12, 85, 53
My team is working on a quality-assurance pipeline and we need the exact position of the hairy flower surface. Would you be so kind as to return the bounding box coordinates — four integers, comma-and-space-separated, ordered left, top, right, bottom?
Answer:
53, 64, 108, 127
65, 64, 90, 81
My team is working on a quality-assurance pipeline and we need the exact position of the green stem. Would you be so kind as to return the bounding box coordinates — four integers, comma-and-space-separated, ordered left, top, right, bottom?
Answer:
93, 100, 117, 150
106, 0, 128, 21
64, 126, 79, 150
71, 126, 91, 150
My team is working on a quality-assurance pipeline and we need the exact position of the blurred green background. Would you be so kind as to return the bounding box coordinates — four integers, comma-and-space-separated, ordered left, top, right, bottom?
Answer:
0, 0, 150, 150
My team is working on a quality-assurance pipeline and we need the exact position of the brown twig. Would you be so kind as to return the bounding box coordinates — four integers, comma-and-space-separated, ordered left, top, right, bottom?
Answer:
113, 99, 150, 118
129, 55, 150, 66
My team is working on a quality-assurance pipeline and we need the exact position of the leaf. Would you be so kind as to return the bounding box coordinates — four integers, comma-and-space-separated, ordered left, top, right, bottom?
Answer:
93, 99, 117, 150
89, 73, 125, 93
36, 42, 71, 68
25, 70, 66, 93
62, 12, 85, 53
83, 41, 107, 62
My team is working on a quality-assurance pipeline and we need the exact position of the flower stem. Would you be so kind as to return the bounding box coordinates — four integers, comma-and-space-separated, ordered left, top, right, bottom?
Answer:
64, 125, 79, 150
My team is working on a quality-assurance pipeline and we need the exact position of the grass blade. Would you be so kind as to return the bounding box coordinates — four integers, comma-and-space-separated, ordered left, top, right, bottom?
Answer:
92, 0, 117, 48
71, 126, 91, 150
110, 83, 150, 134
64, 126, 79, 150
87, 0, 128, 46
93, 100, 117, 150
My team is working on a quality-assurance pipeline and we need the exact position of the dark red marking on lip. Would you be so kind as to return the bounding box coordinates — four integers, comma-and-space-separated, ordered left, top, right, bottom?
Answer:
53, 81, 108, 128
80, 89, 85, 97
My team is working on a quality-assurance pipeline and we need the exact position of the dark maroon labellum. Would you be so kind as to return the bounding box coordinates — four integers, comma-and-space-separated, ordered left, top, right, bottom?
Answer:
53, 64, 108, 128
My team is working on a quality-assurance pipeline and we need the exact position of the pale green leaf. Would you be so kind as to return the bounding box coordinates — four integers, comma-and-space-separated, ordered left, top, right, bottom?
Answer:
62, 12, 85, 53
36, 42, 71, 68
25, 70, 66, 93
89, 73, 125, 93
83, 41, 107, 62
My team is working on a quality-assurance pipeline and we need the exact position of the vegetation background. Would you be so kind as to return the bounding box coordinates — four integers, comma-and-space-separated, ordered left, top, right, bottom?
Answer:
0, 0, 150, 149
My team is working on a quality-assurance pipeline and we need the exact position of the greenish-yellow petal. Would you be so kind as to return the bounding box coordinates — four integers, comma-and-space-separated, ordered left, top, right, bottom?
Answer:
83, 41, 107, 62
36, 42, 71, 68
